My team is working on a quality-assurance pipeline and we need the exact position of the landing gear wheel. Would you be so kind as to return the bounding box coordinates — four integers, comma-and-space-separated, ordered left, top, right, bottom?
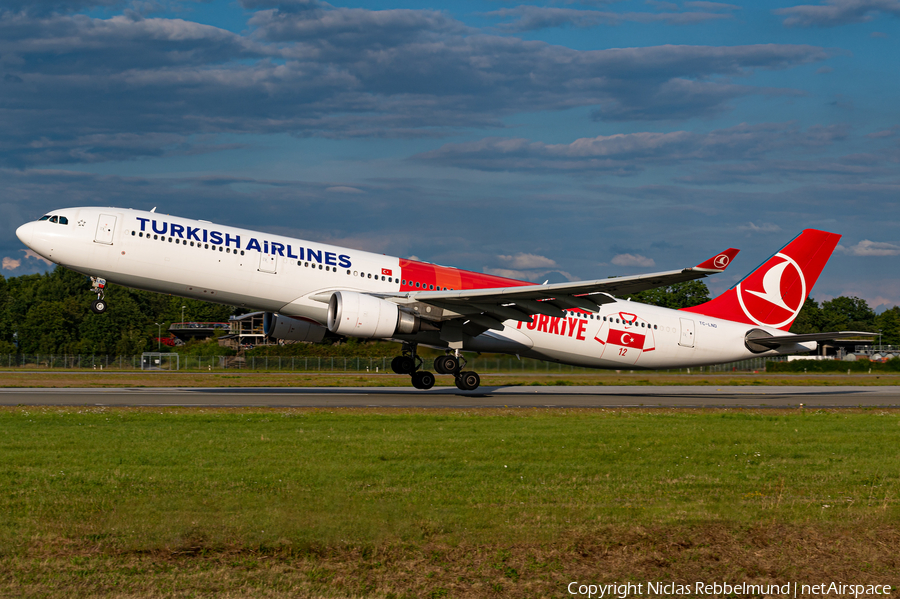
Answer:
455, 371, 480, 391
392, 355, 416, 374
91, 299, 107, 314
433, 355, 459, 375
411, 370, 435, 390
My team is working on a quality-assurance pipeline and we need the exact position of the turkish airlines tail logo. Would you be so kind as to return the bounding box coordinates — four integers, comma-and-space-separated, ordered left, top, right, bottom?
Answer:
682, 229, 841, 331
745, 260, 793, 311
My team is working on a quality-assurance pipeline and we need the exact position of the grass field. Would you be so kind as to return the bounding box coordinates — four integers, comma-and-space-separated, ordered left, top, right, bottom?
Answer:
0, 370, 899, 388
1, 406, 898, 597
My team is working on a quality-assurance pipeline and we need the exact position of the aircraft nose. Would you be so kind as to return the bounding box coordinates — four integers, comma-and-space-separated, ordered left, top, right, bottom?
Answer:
16, 222, 34, 247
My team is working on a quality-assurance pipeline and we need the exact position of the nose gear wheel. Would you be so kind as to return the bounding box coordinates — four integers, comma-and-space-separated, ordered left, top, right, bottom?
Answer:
89, 277, 108, 313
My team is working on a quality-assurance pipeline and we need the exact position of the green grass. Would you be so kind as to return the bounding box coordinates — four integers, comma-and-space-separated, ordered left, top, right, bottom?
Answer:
2, 407, 898, 556
2, 407, 899, 597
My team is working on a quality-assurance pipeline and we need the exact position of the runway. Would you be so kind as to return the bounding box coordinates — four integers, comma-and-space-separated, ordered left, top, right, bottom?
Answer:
0, 386, 898, 408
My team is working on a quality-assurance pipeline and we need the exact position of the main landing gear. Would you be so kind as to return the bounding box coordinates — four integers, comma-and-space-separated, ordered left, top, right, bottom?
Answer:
89, 277, 108, 314
391, 344, 481, 391
391, 344, 435, 389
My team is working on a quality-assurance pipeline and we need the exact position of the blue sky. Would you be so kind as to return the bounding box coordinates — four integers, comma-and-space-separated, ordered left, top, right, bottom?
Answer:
2, 0, 899, 309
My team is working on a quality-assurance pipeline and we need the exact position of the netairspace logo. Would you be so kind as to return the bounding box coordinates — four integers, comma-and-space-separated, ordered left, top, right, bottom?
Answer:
567, 581, 894, 598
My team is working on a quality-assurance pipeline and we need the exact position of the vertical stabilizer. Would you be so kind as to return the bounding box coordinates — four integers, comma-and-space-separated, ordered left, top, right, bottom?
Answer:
681, 229, 841, 331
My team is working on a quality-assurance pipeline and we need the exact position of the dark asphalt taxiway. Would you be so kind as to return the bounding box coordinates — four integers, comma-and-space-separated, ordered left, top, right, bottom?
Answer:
0, 386, 897, 408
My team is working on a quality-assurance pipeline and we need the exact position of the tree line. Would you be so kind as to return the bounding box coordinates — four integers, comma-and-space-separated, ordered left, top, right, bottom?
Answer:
0, 268, 897, 355
0, 267, 234, 355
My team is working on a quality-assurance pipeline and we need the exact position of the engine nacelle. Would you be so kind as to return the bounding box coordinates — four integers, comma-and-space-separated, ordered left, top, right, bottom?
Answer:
263, 313, 327, 343
327, 291, 423, 338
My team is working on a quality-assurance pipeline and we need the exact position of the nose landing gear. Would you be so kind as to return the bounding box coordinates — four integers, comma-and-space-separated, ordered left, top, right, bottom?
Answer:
90, 277, 108, 314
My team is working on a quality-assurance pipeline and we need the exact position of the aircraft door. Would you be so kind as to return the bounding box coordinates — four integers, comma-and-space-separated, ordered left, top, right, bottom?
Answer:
679, 317, 695, 348
258, 252, 277, 274
94, 214, 117, 245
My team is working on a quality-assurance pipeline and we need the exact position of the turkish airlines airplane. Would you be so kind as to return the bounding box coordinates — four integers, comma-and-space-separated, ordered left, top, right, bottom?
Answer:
15, 207, 871, 390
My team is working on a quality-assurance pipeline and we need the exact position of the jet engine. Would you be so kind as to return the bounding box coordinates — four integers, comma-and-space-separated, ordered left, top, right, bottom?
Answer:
263, 313, 327, 343
327, 291, 426, 338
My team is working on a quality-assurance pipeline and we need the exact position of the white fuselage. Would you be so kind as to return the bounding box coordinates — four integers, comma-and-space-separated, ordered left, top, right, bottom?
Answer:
17, 207, 810, 369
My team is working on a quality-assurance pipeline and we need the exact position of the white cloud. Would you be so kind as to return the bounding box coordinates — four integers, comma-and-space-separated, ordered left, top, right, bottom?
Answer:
611, 253, 656, 267
837, 240, 900, 256
22, 249, 53, 265
414, 123, 846, 174
497, 252, 557, 270
775, 0, 900, 28
2, 257, 21, 270
738, 222, 782, 232
483, 267, 576, 283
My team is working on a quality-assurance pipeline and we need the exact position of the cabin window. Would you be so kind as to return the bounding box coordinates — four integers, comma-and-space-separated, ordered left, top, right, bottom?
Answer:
49, 216, 58, 223
39, 215, 51, 221
132, 231, 136, 236
319, 264, 323, 270
367, 273, 372, 278
59, 217, 68, 225
347, 270, 351, 275
415, 282, 420, 288
240, 251, 245, 255
153, 235, 158, 240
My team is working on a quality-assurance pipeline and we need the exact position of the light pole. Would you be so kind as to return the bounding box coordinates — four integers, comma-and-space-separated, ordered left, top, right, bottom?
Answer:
155, 322, 161, 351
182, 305, 186, 325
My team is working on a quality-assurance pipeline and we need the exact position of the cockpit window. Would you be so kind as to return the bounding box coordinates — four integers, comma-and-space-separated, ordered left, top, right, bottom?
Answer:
39, 215, 51, 221
59, 216, 68, 225
49, 216, 58, 223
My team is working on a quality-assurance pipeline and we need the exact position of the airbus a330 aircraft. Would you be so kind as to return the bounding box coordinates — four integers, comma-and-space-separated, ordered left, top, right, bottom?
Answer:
16, 207, 871, 390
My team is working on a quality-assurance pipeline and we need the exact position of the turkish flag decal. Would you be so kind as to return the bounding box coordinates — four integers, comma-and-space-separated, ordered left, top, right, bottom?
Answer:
382, 268, 393, 276
607, 329, 645, 349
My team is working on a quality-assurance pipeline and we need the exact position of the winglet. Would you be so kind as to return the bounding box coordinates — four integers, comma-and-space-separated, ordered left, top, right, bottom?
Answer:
693, 248, 740, 273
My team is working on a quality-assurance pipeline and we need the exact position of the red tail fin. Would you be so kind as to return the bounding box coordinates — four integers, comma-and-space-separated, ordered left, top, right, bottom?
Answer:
682, 229, 841, 331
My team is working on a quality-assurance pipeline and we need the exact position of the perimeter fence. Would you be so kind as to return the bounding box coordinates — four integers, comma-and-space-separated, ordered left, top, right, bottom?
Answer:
1, 354, 782, 373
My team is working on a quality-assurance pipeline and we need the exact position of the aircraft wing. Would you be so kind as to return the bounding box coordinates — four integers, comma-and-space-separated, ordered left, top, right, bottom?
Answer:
379, 248, 740, 331
746, 330, 877, 350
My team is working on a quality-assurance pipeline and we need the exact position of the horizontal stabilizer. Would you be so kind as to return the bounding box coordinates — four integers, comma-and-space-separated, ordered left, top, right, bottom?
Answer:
745, 330, 876, 352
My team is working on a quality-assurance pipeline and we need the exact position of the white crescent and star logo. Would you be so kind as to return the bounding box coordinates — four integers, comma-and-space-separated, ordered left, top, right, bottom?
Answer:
713, 254, 730, 269
736, 252, 806, 328
621, 333, 632, 345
